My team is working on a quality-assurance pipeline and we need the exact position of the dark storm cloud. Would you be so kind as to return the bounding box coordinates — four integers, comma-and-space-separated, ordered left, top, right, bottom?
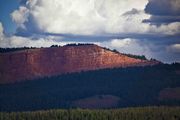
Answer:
145, 0, 180, 16
143, 16, 180, 24
145, 0, 180, 24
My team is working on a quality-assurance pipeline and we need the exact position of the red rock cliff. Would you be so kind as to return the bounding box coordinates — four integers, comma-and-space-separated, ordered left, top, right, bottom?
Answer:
0, 45, 159, 84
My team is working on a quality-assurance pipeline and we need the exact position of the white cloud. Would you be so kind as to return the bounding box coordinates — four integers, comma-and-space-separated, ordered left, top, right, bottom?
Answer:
110, 38, 133, 48
0, 22, 4, 40
100, 38, 150, 56
7, 36, 61, 48
11, 6, 29, 29
10, 0, 179, 35
167, 44, 180, 53
0, 24, 9, 47
0, 22, 64, 48
12, 0, 151, 35
149, 22, 180, 35
0, 22, 99, 48
0, 35, 62, 48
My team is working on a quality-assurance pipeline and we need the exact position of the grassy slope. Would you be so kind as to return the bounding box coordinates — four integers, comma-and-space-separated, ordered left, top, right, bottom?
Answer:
0, 106, 180, 120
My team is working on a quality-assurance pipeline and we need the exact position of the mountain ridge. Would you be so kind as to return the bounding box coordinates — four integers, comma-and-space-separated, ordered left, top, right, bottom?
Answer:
0, 44, 160, 84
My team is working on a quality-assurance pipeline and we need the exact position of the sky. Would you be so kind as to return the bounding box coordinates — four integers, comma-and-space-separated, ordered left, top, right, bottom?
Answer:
0, 0, 180, 63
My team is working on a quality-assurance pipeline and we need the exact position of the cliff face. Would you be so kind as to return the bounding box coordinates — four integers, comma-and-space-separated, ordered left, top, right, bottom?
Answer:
0, 45, 159, 84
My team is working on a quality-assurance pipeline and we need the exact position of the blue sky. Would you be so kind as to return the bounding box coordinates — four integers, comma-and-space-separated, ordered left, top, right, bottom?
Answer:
0, 0, 179, 63
0, 0, 19, 34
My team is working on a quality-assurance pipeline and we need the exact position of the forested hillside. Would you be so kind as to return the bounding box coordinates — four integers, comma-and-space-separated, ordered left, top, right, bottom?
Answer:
0, 63, 180, 112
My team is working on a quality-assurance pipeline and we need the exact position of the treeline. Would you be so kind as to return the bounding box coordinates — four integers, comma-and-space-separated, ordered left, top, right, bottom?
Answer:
0, 63, 180, 112
0, 106, 180, 120
50, 43, 94, 47
0, 44, 94, 53
65, 43, 94, 46
122, 53, 147, 60
0, 47, 35, 53
102, 47, 148, 60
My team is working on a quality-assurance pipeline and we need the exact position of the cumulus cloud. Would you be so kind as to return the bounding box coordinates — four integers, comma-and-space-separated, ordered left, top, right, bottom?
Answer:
0, 22, 100, 48
11, 6, 29, 29
111, 39, 133, 48
10, 0, 180, 36
149, 22, 180, 35
12, 0, 151, 35
100, 38, 150, 57
6, 36, 62, 48
0, 22, 67, 48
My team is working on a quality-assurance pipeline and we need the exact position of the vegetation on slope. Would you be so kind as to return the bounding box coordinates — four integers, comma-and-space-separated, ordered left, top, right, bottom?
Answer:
0, 107, 180, 120
103, 47, 148, 60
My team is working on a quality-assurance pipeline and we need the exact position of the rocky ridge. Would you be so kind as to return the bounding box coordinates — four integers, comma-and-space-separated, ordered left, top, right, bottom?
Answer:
0, 44, 160, 84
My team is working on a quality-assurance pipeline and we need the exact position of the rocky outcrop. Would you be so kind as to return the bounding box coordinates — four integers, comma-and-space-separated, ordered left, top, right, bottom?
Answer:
0, 44, 160, 84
